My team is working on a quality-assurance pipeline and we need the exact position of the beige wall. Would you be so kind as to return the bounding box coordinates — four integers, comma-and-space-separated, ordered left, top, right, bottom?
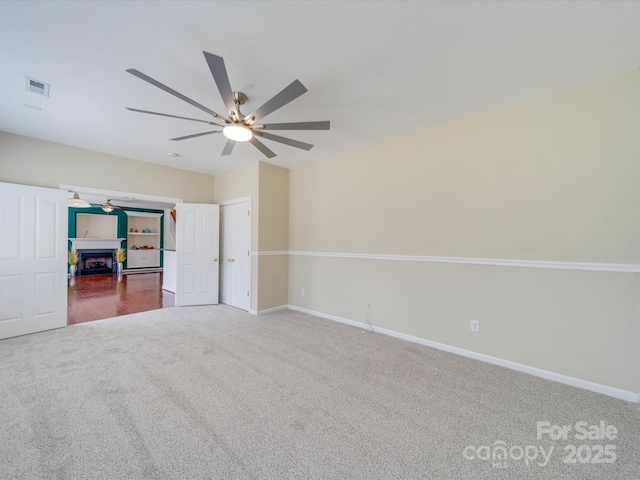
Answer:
0, 132, 216, 202
288, 70, 640, 394
257, 162, 289, 310
290, 71, 640, 264
257, 254, 289, 310
258, 162, 289, 252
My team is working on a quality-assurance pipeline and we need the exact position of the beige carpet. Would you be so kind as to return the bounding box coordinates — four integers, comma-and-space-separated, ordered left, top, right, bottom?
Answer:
0, 305, 638, 479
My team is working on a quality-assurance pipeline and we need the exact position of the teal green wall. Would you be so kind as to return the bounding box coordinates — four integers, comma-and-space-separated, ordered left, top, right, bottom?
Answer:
68, 206, 165, 270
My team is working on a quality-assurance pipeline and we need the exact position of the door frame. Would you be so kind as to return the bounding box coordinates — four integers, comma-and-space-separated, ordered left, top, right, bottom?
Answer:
218, 196, 252, 311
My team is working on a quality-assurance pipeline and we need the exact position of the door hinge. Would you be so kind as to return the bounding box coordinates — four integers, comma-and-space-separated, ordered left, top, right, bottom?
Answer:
247, 291, 249, 296
247, 250, 250, 256
248, 210, 250, 216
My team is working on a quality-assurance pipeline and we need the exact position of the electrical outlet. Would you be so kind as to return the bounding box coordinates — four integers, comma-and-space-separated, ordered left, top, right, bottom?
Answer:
301, 288, 305, 296
470, 320, 480, 332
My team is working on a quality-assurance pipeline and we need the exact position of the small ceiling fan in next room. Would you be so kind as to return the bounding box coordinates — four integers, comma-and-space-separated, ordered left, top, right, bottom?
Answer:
98, 199, 122, 213
125, 51, 330, 159
86, 199, 127, 213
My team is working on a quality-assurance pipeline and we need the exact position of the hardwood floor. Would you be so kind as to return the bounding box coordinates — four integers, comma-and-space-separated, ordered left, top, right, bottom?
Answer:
67, 272, 174, 325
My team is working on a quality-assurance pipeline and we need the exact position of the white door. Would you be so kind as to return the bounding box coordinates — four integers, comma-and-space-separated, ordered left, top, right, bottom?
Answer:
175, 203, 219, 306
220, 201, 251, 311
0, 182, 67, 340
220, 205, 232, 306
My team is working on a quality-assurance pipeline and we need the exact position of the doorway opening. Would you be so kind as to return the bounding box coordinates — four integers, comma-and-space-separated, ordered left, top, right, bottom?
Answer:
63, 184, 183, 324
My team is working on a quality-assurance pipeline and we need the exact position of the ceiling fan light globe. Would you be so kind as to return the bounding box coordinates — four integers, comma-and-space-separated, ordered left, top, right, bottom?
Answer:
68, 192, 91, 208
68, 199, 91, 208
223, 125, 252, 142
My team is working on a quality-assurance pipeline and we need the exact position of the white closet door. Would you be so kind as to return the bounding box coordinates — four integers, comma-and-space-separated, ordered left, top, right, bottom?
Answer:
175, 203, 219, 307
220, 205, 232, 306
0, 182, 67, 339
220, 200, 251, 311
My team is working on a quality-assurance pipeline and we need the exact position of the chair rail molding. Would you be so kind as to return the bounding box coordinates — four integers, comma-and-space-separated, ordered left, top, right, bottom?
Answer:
283, 251, 639, 273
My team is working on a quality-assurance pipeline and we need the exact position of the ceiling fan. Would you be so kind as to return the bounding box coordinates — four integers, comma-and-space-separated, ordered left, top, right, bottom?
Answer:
125, 51, 330, 159
98, 200, 123, 213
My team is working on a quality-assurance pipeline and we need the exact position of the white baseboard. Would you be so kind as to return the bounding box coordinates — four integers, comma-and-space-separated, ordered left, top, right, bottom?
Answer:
124, 267, 162, 275
287, 305, 640, 404
249, 305, 288, 315
253, 305, 289, 315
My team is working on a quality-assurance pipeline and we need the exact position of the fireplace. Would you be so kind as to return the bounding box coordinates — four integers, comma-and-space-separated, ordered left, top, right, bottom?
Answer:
78, 249, 116, 276
69, 238, 125, 276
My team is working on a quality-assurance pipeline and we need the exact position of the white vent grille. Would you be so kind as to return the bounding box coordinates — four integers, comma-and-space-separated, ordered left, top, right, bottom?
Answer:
25, 77, 50, 97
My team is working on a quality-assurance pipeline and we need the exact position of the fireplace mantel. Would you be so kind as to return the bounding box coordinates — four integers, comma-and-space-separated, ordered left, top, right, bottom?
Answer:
70, 238, 125, 250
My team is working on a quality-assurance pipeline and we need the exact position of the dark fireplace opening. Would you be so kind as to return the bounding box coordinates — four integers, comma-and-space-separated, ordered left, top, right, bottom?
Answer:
78, 249, 117, 276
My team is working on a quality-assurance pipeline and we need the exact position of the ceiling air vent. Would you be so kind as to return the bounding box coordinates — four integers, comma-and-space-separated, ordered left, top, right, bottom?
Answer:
25, 76, 50, 97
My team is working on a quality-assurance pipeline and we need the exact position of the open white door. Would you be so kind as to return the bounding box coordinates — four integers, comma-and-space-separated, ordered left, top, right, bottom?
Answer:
0, 182, 67, 340
175, 203, 219, 307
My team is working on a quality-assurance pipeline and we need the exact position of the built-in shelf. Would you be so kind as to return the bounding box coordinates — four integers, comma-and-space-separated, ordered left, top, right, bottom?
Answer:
125, 211, 163, 269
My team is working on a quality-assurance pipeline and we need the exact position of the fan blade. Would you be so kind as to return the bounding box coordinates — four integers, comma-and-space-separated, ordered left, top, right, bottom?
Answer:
203, 52, 238, 121
126, 108, 224, 126
244, 80, 307, 124
126, 68, 228, 122
221, 139, 235, 156
260, 121, 330, 131
171, 131, 221, 141
255, 131, 313, 151
249, 137, 277, 159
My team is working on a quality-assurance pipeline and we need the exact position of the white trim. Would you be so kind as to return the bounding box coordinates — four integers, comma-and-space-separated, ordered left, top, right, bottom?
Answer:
254, 305, 289, 315
218, 196, 251, 207
287, 305, 640, 404
60, 184, 183, 205
124, 211, 163, 218
252, 251, 289, 256
69, 238, 125, 250
124, 267, 162, 275
287, 251, 639, 274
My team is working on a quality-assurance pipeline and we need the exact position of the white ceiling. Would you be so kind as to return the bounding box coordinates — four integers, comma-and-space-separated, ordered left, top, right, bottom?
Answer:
1, 1, 640, 176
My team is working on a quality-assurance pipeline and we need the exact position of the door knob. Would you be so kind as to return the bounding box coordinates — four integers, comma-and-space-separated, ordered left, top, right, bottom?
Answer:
213, 258, 218, 262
